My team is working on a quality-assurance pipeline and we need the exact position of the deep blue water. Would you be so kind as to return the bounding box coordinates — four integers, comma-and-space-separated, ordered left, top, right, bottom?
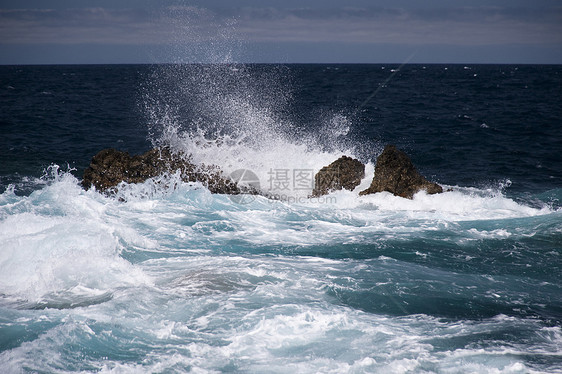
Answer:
0, 64, 561, 373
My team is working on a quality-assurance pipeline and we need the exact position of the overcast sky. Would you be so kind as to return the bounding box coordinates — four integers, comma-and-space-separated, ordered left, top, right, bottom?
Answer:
1, 0, 561, 64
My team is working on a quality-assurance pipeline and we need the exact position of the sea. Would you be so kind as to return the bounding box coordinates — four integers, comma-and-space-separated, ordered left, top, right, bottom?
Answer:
0, 63, 561, 373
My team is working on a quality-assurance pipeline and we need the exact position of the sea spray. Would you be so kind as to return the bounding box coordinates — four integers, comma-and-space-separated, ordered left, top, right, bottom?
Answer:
1, 59, 562, 373
139, 10, 380, 200
1, 170, 559, 371
142, 62, 369, 200
0, 171, 151, 308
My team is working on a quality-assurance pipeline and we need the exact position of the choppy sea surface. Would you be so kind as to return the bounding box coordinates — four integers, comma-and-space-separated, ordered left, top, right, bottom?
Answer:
0, 64, 561, 373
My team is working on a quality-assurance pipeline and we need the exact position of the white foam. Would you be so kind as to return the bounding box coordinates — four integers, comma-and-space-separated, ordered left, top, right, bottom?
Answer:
172, 129, 347, 200
2, 163, 552, 294
331, 186, 550, 222
142, 62, 365, 201
0, 172, 152, 304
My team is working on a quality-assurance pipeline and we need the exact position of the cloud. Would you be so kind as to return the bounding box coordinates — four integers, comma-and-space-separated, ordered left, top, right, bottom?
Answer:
232, 6, 562, 45
0, 8, 166, 44
0, 5, 561, 47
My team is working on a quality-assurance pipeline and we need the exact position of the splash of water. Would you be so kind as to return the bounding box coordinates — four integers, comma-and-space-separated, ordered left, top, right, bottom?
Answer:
141, 12, 366, 199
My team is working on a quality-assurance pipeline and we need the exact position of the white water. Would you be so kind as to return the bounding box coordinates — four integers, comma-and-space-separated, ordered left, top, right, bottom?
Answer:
1, 22, 561, 372
0, 167, 553, 305
141, 62, 366, 201
0, 163, 560, 373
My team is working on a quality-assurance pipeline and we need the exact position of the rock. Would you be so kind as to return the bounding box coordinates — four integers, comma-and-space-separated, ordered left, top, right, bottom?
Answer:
359, 145, 443, 199
312, 156, 365, 196
82, 147, 240, 194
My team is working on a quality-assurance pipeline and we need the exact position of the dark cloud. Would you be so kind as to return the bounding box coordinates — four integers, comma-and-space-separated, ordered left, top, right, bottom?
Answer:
1, 5, 560, 46
232, 6, 562, 45
0, 2, 561, 63
0, 8, 160, 44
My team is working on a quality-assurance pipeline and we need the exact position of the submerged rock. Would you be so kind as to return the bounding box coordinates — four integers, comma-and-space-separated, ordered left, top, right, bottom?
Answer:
312, 156, 365, 197
359, 145, 443, 199
82, 147, 240, 194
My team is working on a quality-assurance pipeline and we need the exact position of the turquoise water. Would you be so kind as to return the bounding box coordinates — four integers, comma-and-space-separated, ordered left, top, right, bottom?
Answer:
0, 64, 561, 373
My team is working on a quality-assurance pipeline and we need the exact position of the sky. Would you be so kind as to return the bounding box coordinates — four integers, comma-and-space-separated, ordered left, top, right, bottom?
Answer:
1, 0, 561, 64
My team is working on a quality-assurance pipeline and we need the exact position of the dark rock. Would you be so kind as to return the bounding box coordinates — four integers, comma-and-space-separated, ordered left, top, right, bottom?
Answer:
82, 147, 240, 194
312, 156, 365, 197
359, 145, 443, 199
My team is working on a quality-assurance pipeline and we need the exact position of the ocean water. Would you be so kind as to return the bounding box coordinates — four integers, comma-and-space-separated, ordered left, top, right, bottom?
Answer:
0, 63, 561, 373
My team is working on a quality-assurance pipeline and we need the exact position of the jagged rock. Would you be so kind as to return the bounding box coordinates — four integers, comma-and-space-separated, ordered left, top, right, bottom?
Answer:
359, 145, 442, 199
312, 156, 365, 197
82, 147, 240, 194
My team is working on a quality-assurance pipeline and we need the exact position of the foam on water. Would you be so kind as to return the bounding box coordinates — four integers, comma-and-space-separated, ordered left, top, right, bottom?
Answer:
1, 170, 561, 372
0, 168, 152, 307
2, 255, 560, 373
0, 169, 555, 296
2, 26, 561, 371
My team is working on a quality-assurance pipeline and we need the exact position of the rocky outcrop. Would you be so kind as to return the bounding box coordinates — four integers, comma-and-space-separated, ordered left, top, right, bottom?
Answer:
359, 145, 442, 199
312, 156, 365, 196
82, 145, 443, 200
81, 147, 240, 194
